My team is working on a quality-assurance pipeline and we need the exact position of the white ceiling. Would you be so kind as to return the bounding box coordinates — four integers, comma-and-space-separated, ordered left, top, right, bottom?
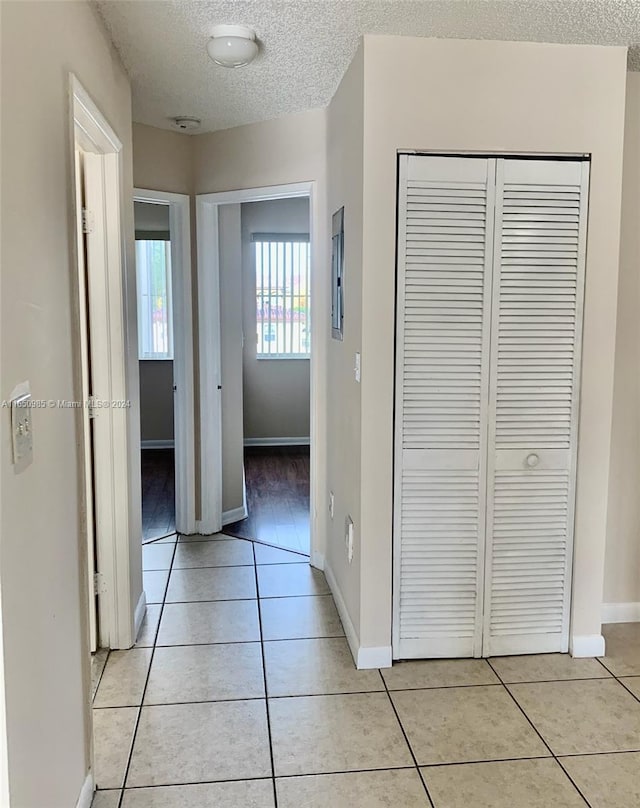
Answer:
95, 0, 640, 134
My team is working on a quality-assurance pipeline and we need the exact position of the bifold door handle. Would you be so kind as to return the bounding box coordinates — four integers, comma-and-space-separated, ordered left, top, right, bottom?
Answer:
526, 453, 540, 468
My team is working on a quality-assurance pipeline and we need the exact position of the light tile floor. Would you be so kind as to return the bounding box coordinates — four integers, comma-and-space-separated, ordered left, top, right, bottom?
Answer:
92, 534, 640, 807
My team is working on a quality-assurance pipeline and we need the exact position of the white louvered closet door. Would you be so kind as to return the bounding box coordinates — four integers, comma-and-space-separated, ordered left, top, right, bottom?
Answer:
482, 158, 589, 656
393, 155, 495, 659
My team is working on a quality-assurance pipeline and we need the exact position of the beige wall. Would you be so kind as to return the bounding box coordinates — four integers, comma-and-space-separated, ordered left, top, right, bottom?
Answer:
133, 123, 193, 195
326, 36, 628, 658
604, 72, 640, 608
0, 1, 135, 805
325, 45, 365, 643
241, 198, 311, 440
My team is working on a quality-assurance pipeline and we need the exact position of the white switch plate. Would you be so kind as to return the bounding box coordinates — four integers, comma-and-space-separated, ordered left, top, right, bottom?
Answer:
11, 391, 33, 465
345, 515, 354, 563
354, 352, 361, 383
329, 491, 334, 519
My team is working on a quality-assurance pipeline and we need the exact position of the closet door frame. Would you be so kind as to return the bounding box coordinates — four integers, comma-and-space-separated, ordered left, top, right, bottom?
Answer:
392, 151, 590, 661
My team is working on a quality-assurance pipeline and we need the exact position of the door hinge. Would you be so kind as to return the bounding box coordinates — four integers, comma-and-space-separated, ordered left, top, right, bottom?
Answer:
88, 397, 97, 419
93, 572, 106, 596
82, 207, 95, 234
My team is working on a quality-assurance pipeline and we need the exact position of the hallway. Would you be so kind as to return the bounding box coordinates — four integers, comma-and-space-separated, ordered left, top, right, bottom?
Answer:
90, 532, 640, 808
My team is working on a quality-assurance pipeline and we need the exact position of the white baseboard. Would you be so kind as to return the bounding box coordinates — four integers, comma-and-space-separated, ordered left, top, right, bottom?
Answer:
602, 602, 640, 623
358, 645, 393, 669
134, 590, 147, 643
324, 561, 359, 665
571, 633, 606, 657
222, 504, 248, 525
75, 773, 94, 808
141, 439, 174, 449
244, 437, 310, 447
323, 561, 392, 670
311, 550, 325, 571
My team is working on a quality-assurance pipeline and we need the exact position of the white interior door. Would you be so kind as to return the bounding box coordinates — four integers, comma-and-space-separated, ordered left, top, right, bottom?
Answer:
393, 155, 495, 659
482, 158, 589, 656
393, 154, 589, 660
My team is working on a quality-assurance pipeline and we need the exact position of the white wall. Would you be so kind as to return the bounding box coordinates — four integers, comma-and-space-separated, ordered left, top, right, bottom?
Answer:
604, 72, 640, 612
241, 197, 311, 441
326, 36, 628, 661
0, 1, 135, 805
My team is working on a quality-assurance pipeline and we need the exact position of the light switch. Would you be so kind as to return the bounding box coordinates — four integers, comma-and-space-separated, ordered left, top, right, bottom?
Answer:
345, 515, 354, 563
11, 391, 33, 465
354, 352, 361, 383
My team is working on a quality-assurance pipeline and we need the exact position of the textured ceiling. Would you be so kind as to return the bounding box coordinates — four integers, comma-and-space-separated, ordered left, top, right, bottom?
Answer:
95, 0, 640, 133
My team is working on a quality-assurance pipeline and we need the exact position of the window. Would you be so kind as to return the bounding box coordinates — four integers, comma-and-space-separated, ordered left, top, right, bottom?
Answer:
254, 234, 310, 358
136, 239, 173, 359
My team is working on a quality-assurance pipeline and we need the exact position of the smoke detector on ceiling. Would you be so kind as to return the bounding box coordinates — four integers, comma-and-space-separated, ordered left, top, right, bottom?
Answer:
207, 24, 258, 68
171, 116, 201, 132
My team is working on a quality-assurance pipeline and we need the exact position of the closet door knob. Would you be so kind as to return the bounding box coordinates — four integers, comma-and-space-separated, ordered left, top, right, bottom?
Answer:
526, 453, 540, 468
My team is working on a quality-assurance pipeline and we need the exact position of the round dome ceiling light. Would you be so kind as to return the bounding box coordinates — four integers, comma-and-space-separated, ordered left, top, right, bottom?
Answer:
207, 24, 258, 68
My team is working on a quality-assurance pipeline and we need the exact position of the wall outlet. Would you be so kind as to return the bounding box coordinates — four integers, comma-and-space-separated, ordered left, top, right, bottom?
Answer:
345, 515, 354, 563
329, 491, 334, 519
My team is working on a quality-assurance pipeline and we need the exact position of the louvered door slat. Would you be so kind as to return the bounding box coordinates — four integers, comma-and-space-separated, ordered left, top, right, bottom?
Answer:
393, 155, 494, 659
483, 158, 589, 657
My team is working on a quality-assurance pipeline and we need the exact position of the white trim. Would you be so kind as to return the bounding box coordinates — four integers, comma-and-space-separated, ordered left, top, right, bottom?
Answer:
311, 551, 325, 571
71, 75, 135, 651
570, 634, 606, 657
196, 182, 318, 568
74, 774, 94, 808
244, 437, 310, 447
141, 440, 174, 450
602, 602, 640, 623
324, 561, 391, 669
134, 189, 196, 535
222, 505, 248, 525
358, 645, 393, 669
133, 590, 147, 642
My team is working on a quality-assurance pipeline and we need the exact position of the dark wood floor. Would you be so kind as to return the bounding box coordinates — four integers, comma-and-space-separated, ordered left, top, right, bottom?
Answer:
141, 449, 176, 543
225, 446, 310, 555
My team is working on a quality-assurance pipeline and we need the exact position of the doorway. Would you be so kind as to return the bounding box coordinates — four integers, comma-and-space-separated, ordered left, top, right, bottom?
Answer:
196, 183, 317, 561
133, 190, 196, 541
225, 197, 311, 555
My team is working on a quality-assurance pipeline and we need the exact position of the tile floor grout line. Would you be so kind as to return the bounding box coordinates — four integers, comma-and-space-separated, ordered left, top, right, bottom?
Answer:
485, 658, 593, 808
159, 593, 335, 604
614, 677, 640, 705
113, 538, 180, 807
252, 542, 279, 808
378, 669, 436, 808
91, 649, 111, 704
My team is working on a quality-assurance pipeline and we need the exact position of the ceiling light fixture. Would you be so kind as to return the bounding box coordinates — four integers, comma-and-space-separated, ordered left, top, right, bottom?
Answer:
207, 24, 258, 68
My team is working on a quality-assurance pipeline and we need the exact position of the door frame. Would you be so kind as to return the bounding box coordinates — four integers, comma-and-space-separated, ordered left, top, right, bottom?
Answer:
196, 182, 319, 563
133, 189, 196, 535
70, 75, 139, 649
